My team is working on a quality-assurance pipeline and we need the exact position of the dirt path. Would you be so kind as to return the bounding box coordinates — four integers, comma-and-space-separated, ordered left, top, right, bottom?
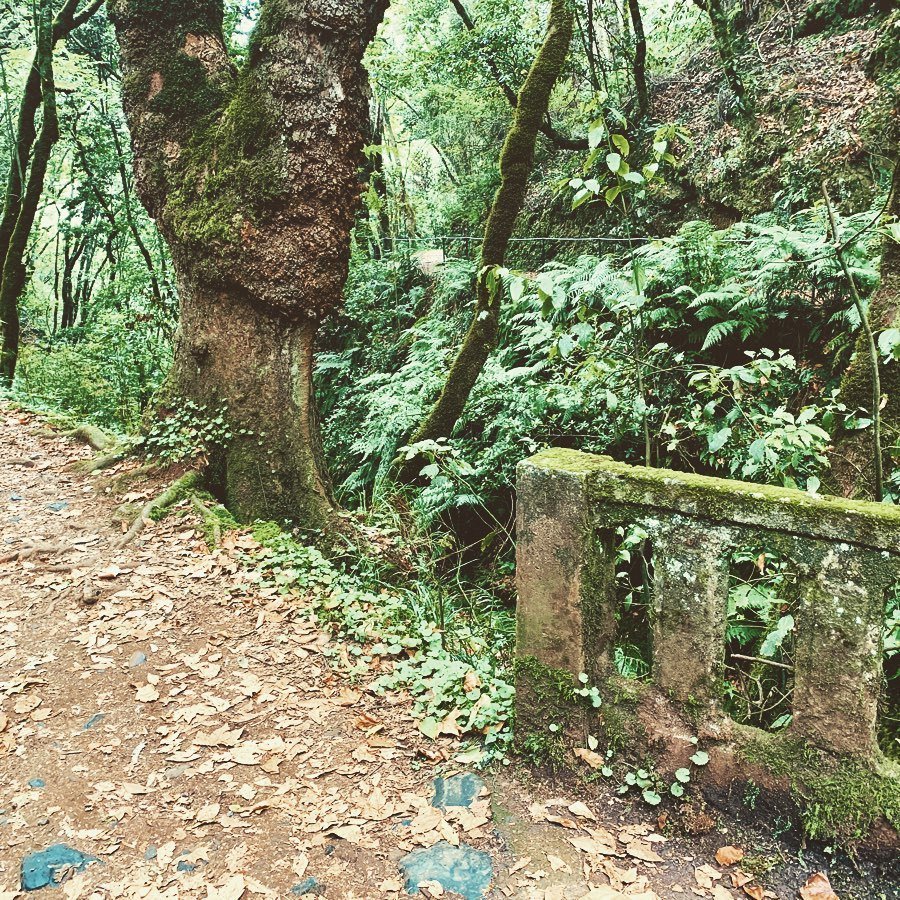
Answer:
0, 406, 862, 900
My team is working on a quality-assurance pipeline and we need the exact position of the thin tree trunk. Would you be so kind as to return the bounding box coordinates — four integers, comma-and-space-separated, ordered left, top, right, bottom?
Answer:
399, 0, 574, 481
830, 162, 900, 498
0, 0, 103, 383
692, 0, 751, 115
626, 0, 650, 119
1, 1, 59, 382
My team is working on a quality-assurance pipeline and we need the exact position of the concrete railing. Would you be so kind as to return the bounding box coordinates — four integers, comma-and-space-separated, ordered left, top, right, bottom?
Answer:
515, 448, 900, 760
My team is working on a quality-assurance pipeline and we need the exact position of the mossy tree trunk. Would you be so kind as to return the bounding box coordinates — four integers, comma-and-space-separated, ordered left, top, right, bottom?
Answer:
691, 0, 751, 116
830, 162, 900, 499
626, 0, 650, 120
0, 0, 102, 385
399, 0, 574, 481
109, 0, 387, 526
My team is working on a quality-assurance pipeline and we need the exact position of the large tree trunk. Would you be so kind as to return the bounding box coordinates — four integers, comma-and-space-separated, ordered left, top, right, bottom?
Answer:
830, 162, 900, 498
399, 0, 573, 481
110, 0, 387, 525
169, 285, 331, 520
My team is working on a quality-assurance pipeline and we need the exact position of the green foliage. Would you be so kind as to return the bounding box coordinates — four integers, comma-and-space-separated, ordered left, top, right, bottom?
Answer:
141, 400, 249, 463
246, 515, 516, 762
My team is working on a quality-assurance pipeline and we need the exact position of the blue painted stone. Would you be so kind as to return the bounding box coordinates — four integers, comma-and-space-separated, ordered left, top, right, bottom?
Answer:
290, 877, 323, 895
27, 779, 45, 789
144, 846, 157, 860
10, 494, 22, 501
46, 501, 68, 512
83, 713, 105, 731
400, 841, 493, 899
128, 651, 147, 668
21, 844, 98, 890
176, 860, 196, 873
431, 773, 484, 810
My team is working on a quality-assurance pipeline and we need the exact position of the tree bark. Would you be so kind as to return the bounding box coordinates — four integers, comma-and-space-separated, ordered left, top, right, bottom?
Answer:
830, 161, 900, 498
399, 0, 574, 480
109, 0, 387, 525
691, 0, 751, 115
626, 0, 650, 120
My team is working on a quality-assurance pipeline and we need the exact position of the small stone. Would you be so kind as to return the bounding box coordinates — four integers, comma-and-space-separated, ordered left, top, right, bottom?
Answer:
27, 779, 45, 789
144, 845, 157, 860
21, 844, 99, 890
46, 500, 68, 511
399, 842, 493, 899
9, 494, 22, 501
431, 773, 484, 810
290, 877, 324, 896
83, 713, 105, 731
128, 651, 148, 668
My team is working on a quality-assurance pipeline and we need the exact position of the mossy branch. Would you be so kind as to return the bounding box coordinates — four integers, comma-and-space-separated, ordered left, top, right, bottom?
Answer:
398, 0, 574, 481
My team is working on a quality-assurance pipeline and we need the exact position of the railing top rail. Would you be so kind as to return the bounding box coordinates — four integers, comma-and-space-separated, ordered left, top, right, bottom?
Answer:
520, 448, 900, 553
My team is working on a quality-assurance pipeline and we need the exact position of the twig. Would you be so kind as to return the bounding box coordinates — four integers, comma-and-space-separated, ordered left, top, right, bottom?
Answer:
729, 653, 794, 672
822, 180, 883, 501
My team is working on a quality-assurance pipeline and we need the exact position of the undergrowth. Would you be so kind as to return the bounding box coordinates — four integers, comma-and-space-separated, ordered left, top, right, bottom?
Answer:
244, 520, 516, 764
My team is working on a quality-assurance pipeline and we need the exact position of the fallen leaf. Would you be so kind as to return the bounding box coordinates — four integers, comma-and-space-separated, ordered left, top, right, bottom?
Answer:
206, 874, 245, 900
626, 841, 663, 863
568, 801, 596, 821
574, 747, 605, 769
135, 684, 159, 703
798, 873, 839, 900
716, 846, 744, 866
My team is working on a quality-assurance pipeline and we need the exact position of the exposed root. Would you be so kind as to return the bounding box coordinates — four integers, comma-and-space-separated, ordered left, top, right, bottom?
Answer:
191, 495, 222, 547
115, 470, 202, 548
70, 443, 134, 474
67, 424, 114, 451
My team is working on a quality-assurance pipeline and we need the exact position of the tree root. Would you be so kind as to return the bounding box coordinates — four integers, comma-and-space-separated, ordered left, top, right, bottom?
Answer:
191, 495, 223, 548
67, 424, 113, 451
70, 443, 135, 474
115, 470, 201, 548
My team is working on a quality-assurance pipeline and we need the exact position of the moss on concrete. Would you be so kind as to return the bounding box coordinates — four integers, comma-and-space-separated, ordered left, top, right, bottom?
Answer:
741, 733, 900, 843
521, 447, 900, 550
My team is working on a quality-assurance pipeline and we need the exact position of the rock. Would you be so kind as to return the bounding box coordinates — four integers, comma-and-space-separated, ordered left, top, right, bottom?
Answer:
46, 501, 68, 511
431, 773, 484, 810
128, 651, 148, 668
290, 876, 324, 895
399, 841, 493, 899
27, 779, 45, 789
21, 844, 99, 890
83, 713, 105, 730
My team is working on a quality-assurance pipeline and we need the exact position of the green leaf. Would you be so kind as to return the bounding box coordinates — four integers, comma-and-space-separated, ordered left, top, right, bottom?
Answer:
605, 185, 622, 204
707, 427, 731, 453
642, 789, 661, 806
670, 782, 684, 797
588, 117, 606, 149
419, 716, 440, 739
690, 750, 709, 766
675, 767, 691, 783
605, 152, 622, 174
611, 133, 630, 156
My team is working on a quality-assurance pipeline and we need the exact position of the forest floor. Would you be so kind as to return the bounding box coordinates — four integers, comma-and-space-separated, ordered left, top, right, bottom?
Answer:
0, 403, 891, 900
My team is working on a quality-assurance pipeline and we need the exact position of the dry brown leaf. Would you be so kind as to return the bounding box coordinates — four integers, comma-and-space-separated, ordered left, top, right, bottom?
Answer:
573, 746, 605, 769
712, 886, 734, 900
742, 884, 764, 900
798, 873, 839, 900
715, 846, 744, 866
135, 684, 159, 703
568, 835, 617, 857
626, 841, 663, 863
568, 801, 596, 821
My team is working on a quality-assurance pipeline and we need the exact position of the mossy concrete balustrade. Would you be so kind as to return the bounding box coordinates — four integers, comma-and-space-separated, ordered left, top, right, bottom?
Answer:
516, 448, 900, 844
